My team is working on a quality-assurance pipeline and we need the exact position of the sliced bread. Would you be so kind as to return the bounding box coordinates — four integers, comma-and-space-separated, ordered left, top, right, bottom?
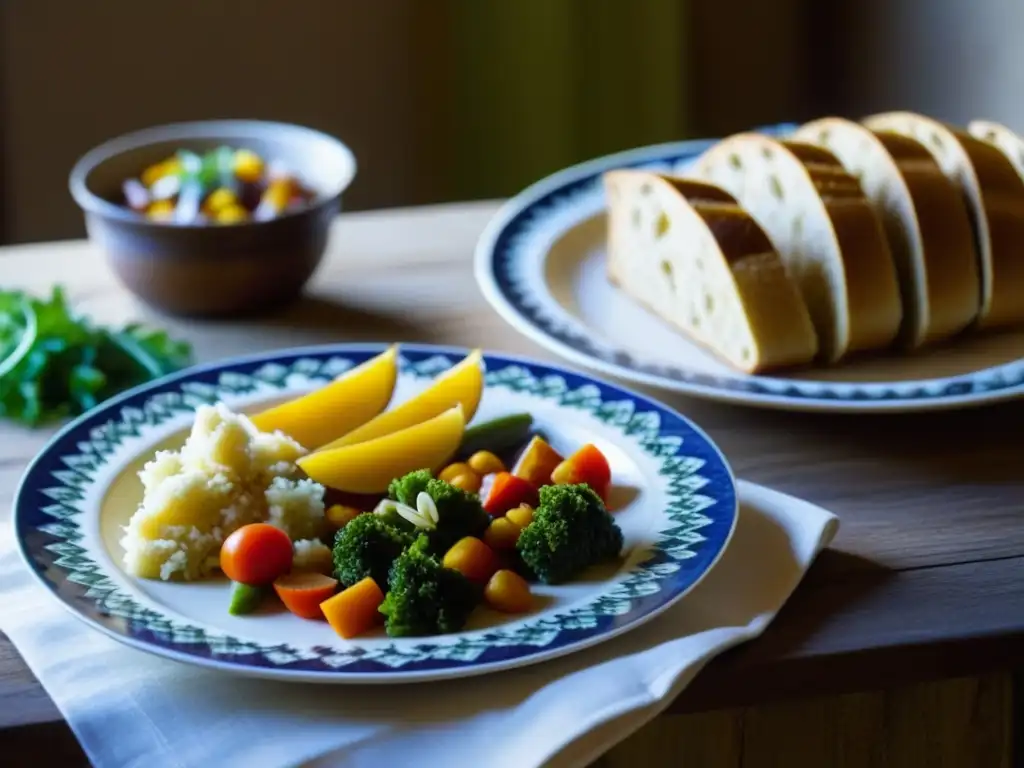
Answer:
690, 132, 903, 362
863, 111, 1024, 329
603, 169, 818, 373
793, 117, 980, 348
968, 120, 1024, 176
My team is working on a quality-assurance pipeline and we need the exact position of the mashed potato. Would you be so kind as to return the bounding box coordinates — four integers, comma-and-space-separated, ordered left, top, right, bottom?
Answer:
121, 403, 327, 581
291, 538, 334, 575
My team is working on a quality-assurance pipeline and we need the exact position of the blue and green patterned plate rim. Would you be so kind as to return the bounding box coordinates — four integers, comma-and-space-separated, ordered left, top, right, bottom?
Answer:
474, 123, 1024, 412
14, 343, 737, 684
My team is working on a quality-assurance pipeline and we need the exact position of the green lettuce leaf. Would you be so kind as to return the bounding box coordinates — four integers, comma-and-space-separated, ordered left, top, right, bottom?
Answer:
0, 286, 193, 426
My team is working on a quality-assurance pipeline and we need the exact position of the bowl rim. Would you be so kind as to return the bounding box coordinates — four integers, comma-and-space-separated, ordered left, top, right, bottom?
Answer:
68, 119, 358, 230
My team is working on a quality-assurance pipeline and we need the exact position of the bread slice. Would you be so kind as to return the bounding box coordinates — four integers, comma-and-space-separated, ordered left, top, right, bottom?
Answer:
968, 120, 1024, 176
863, 111, 1024, 329
793, 117, 980, 348
603, 170, 818, 373
690, 132, 903, 362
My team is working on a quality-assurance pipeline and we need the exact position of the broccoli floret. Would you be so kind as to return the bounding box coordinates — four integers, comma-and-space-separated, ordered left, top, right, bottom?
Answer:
332, 513, 414, 589
388, 469, 433, 505
388, 469, 491, 553
379, 535, 481, 637
516, 483, 624, 584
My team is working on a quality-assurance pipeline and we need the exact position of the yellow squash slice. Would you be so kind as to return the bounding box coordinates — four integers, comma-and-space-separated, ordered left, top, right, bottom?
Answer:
297, 404, 466, 494
318, 349, 483, 450
249, 345, 398, 449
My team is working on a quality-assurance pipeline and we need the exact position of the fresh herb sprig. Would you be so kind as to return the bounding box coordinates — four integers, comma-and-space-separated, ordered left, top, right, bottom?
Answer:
0, 286, 193, 426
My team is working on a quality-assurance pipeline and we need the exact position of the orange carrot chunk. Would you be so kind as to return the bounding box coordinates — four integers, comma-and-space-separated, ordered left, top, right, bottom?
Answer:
321, 576, 386, 639
273, 572, 339, 619
550, 444, 611, 502
512, 436, 564, 488
483, 471, 538, 517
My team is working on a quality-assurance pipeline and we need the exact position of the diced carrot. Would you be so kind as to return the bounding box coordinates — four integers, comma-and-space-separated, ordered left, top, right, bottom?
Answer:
273, 572, 339, 619
550, 444, 611, 502
483, 472, 539, 517
512, 436, 564, 488
321, 576, 386, 639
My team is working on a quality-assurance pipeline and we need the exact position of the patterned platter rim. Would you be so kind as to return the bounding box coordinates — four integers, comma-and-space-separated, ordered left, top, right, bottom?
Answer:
13, 343, 738, 684
473, 125, 1024, 413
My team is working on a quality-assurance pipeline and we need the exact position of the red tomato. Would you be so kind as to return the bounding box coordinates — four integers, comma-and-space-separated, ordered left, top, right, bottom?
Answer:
550, 444, 612, 502
220, 523, 293, 586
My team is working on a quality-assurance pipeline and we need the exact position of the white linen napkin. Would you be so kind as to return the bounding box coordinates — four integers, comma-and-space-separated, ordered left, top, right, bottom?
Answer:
0, 480, 838, 768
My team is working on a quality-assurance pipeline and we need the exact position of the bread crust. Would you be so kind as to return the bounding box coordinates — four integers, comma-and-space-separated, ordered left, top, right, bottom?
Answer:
604, 170, 818, 373
795, 117, 980, 348
692, 133, 903, 362
864, 111, 1024, 329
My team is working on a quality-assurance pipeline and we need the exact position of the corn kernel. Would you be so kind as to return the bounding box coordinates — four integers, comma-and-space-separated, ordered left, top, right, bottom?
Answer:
234, 149, 265, 183
505, 504, 534, 528
483, 517, 521, 551
141, 157, 182, 188
449, 472, 482, 494
439, 463, 473, 484
485, 569, 532, 613
203, 187, 239, 216
468, 450, 505, 476
215, 204, 249, 224
264, 179, 291, 210
146, 199, 175, 221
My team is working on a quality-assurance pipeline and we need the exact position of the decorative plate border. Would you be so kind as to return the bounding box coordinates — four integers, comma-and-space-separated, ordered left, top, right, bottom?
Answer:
14, 344, 737, 682
474, 125, 1024, 412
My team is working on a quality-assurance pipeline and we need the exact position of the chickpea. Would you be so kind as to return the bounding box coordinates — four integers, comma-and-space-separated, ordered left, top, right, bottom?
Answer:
483, 517, 522, 551
485, 569, 533, 613
467, 450, 506, 476
442, 536, 498, 583
505, 504, 534, 528
326, 504, 361, 529
439, 462, 473, 484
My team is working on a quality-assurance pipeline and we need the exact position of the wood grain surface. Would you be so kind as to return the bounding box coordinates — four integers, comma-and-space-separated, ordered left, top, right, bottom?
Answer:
1, 201, 1022, 750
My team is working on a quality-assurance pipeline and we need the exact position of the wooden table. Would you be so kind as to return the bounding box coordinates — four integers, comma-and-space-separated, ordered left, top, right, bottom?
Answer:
2, 201, 1022, 766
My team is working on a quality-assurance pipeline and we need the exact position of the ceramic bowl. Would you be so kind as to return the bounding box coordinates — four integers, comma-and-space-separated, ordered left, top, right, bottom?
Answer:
69, 120, 357, 318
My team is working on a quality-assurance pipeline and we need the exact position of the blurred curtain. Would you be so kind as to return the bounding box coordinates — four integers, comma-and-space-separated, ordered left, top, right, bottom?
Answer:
447, 0, 689, 200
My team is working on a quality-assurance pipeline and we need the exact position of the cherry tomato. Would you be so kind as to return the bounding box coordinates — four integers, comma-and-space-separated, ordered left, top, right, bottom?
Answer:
220, 523, 293, 586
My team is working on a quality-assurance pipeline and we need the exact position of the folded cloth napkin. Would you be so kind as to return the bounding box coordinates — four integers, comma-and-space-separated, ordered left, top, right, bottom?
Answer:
0, 480, 838, 768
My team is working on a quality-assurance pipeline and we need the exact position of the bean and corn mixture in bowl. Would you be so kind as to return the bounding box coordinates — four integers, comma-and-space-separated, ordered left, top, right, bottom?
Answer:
70, 120, 356, 317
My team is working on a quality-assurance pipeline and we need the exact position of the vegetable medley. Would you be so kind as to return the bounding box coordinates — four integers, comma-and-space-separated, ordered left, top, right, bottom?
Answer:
221, 425, 623, 639
125, 346, 626, 640
121, 146, 316, 225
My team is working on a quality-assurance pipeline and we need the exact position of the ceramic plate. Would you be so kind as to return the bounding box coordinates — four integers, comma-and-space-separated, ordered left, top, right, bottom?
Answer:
14, 344, 737, 683
475, 125, 1024, 412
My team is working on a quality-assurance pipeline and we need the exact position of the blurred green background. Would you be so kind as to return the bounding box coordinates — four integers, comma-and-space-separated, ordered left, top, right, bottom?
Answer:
449, 1, 687, 200
2, 0, 1016, 244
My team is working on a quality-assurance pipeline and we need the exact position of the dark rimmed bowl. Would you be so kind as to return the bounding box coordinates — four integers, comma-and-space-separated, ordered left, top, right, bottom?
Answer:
69, 120, 357, 318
